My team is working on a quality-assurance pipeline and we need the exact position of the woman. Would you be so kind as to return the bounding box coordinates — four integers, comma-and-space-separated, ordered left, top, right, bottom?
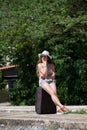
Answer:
36, 50, 69, 114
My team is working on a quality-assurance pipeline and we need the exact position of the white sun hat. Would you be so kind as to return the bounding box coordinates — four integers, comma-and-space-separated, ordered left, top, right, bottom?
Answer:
38, 50, 52, 59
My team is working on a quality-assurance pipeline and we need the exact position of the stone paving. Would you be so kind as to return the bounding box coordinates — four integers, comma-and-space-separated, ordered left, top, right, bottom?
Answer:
0, 103, 87, 130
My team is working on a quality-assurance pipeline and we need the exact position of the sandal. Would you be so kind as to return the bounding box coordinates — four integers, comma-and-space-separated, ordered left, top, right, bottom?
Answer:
57, 108, 64, 115
61, 106, 69, 113
57, 106, 69, 114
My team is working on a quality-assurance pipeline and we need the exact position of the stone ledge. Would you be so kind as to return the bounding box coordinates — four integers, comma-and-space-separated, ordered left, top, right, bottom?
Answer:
0, 105, 87, 112
0, 117, 87, 130
0, 106, 87, 130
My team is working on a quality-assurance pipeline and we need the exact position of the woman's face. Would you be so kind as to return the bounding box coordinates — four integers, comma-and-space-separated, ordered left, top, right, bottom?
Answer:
41, 55, 48, 62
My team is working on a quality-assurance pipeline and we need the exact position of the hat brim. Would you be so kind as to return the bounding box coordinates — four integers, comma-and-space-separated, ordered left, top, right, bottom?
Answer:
38, 53, 52, 59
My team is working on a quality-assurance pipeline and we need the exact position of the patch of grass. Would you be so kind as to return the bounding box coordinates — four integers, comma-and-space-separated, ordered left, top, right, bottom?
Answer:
69, 109, 87, 114
0, 89, 9, 103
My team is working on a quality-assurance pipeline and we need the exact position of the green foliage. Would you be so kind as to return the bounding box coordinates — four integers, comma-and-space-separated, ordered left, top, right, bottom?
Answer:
0, 0, 87, 105
0, 71, 2, 82
9, 80, 36, 105
70, 109, 87, 114
0, 89, 9, 103
0, 71, 7, 89
55, 43, 87, 105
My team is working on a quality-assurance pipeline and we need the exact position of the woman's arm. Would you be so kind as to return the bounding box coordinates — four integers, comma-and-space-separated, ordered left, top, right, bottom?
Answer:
37, 63, 47, 78
51, 64, 55, 79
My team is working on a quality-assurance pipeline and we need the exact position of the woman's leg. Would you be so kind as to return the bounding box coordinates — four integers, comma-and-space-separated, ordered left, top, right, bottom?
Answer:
50, 83, 69, 113
50, 83, 63, 108
42, 83, 63, 108
50, 82, 57, 95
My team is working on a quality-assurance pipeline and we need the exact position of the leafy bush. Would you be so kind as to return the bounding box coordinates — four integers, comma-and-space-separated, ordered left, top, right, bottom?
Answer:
0, 70, 7, 89
0, 0, 87, 105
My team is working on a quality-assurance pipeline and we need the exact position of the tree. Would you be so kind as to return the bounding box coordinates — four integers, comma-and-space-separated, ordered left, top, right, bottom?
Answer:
0, 0, 87, 105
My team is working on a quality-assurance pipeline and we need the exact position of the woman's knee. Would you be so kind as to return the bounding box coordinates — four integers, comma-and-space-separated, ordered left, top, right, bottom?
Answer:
50, 88, 57, 95
42, 85, 55, 96
50, 91, 57, 97
50, 84, 57, 95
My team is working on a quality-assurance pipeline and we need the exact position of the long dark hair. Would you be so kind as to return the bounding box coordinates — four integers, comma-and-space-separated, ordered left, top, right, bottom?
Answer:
36, 55, 53, 77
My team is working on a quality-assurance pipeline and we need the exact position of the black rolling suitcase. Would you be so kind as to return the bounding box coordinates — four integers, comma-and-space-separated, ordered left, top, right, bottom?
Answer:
35, 87, 56, 114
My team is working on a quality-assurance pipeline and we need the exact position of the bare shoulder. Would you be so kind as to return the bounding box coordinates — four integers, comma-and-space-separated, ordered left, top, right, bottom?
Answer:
37, 63, 42, 68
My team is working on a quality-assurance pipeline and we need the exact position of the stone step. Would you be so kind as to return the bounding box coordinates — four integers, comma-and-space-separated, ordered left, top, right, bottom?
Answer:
0, 105, 87, 112
0, 105, 87, 130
